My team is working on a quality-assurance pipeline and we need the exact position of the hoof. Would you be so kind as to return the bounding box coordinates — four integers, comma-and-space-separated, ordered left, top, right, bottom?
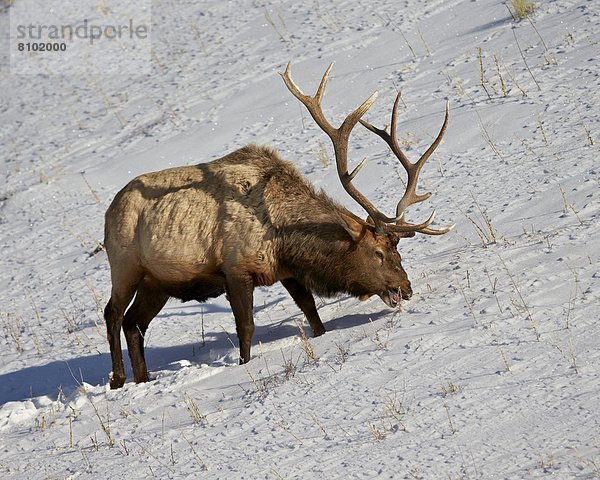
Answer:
312, 326, 326, 338
134, 373, 150, 384
109, 372, 126, 389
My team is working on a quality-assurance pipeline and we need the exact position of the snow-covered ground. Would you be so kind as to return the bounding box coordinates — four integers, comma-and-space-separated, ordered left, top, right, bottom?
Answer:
1, 0, 599, 478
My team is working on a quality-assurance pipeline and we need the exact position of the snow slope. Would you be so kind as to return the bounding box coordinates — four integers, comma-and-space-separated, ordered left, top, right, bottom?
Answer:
1, 0, 599, 478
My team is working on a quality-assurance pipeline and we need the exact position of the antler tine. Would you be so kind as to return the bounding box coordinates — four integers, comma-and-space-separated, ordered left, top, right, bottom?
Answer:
415, 100, 450, 169
315, 62, 334, 104
360, 92, 412, 171
281, 62, 337, 139
395, 100, 449, 221
282, 62, 403, 231
418, 223, 455, 235
382, 210, 436, 234
360, 96, 452, 236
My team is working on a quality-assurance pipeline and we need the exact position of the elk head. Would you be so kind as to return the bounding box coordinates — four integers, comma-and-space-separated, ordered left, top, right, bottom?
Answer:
281, 62, 453, 307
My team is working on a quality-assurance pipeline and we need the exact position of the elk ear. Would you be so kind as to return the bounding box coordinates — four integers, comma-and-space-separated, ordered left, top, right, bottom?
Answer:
339, 212, 368, 243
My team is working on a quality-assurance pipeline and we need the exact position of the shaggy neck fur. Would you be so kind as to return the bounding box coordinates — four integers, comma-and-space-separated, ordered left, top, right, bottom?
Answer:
277, 222, 364, 297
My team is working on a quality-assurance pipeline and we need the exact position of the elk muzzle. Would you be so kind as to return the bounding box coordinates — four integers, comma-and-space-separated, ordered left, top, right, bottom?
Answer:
379, 280, 412, 308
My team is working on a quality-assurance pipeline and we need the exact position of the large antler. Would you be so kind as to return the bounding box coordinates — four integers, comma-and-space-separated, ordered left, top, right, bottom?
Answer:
281, 62, 437, 234
360, 92, 454, 235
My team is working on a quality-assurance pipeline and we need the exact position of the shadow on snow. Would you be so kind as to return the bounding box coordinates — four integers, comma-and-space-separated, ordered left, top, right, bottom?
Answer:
0, 309, 380, 405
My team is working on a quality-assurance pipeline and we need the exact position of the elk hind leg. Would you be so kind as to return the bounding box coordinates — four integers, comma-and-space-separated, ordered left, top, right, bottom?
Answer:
123, 276, 169, 384
104, 269, 142, 389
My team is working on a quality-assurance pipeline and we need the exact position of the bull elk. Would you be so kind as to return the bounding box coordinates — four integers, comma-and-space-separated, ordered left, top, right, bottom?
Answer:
103, 62, 452, 388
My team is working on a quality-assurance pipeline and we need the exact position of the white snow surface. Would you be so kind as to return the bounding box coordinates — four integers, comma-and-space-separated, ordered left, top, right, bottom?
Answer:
1, 1, 599, 478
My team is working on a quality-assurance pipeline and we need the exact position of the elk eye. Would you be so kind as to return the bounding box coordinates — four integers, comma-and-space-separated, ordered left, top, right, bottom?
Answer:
375, 250, 384, 263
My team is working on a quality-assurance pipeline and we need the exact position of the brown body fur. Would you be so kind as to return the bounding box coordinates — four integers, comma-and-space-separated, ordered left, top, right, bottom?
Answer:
104, 144, 412, 388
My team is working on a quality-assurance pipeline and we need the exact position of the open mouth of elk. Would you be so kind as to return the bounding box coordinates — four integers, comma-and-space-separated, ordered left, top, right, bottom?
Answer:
379, 287, 411, 308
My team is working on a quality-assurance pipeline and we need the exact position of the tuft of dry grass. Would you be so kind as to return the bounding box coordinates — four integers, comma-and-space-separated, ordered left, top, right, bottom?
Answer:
559, 186, 584, 225
85, 391, 115, 448
184, 394, 208, 425
443, 403, 457, 434
441, 382, 461, 398
460, 194, 503, 246
507, 0, 535, 20
576, 106, 595, 146
335, 342, 350, 364
367, 420, 387, 440
497, 253, 541, 341
2, 312, 24, 353
297, 321, 317, 362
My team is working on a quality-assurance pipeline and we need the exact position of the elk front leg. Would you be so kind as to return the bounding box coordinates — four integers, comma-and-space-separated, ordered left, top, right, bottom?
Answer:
226, 274, 255, 364
281, 278, 326, 337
